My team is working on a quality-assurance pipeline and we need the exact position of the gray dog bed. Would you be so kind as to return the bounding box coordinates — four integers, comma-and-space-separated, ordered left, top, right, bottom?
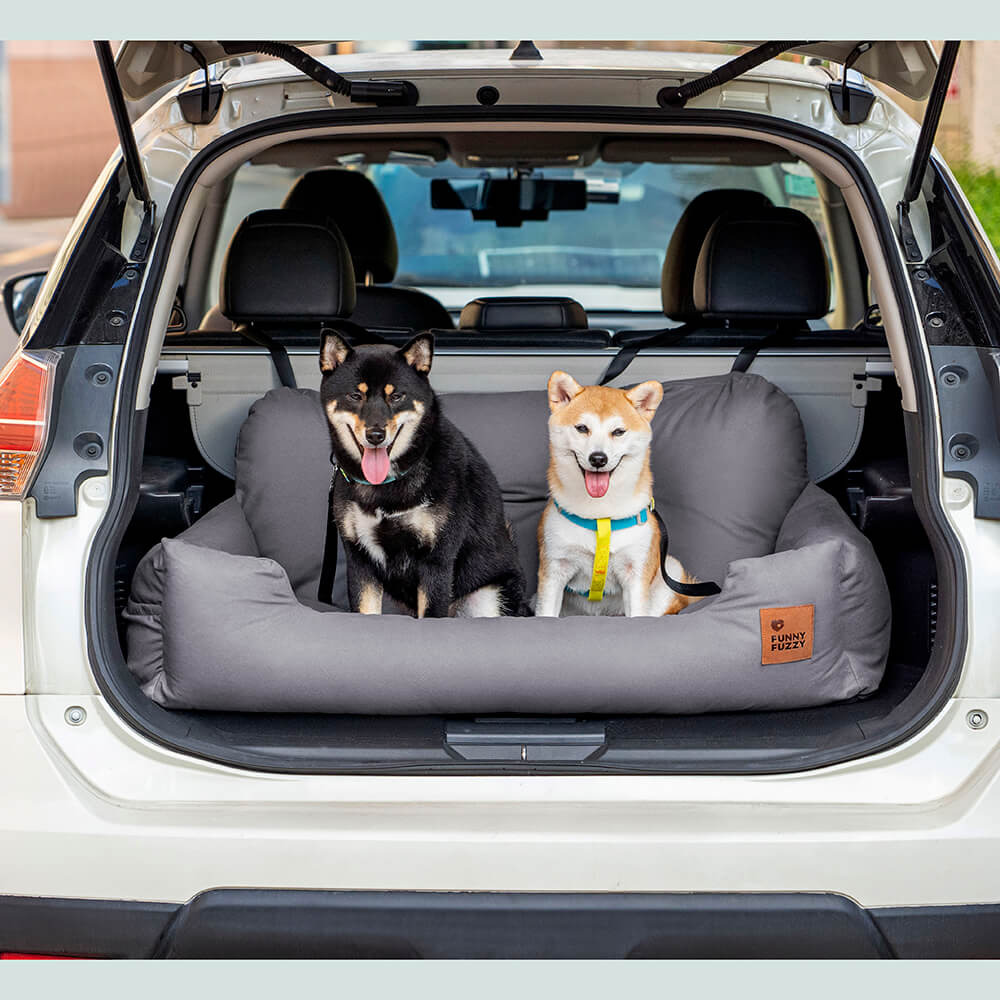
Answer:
124, 373, 891, 714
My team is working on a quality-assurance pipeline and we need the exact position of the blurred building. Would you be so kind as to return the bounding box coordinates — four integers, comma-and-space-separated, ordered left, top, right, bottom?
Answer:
0, 41, 116, 219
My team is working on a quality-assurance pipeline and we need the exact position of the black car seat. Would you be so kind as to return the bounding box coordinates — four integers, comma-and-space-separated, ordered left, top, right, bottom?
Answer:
281, 169, 454, 330
602, 188, 773, 383
691, 206, 830, 369
219, 209, 372, 388
201, 170, 454, 333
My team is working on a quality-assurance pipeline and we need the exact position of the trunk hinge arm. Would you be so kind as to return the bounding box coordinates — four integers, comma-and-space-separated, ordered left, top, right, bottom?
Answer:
219, 41, 418, 106
656, 41, 816, 108
896, 41, 961, 262
94, 41, 156, 263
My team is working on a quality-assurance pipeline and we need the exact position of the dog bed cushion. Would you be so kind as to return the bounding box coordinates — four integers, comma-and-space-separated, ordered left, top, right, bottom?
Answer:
124, 373, 891, 714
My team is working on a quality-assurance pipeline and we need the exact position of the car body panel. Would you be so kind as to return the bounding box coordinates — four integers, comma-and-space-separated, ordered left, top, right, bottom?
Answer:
4, 693, 999, 908
114, 42, 939, 101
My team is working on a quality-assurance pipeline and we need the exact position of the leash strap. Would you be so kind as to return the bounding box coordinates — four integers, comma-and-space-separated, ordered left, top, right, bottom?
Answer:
650, 507, 721, 597
588, 517, 612, 601
317, 472, 338, 606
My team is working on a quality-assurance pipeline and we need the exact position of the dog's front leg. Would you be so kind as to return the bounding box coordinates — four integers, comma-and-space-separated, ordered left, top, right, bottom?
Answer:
416, 561, 453, 618
346, 553, 384, 615
534, 558, 573, 617
621, 573, 648, 618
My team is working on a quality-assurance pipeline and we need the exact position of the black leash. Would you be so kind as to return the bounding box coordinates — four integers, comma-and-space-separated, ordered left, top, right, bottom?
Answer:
317, 468, 339, 606
651, 506, 721, 598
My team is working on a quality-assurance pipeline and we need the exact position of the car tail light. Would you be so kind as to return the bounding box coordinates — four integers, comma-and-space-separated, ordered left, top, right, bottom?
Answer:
0, 953, 88, 960
0, 350, 58, 499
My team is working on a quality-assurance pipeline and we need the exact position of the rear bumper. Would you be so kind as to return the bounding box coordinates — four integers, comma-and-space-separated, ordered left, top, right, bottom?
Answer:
1, 890, 996, 959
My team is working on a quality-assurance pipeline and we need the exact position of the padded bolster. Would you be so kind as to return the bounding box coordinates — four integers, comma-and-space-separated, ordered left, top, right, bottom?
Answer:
220, 209, 357, 323
661, 189, 774, 321
134, 522, 888, 714
122, 496, 260, 699
459, 296, 588, 331
693, 208, 830, 320
282, 169, 399, 284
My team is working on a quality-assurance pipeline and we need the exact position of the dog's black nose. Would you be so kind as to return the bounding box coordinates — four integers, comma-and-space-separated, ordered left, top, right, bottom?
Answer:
588, 451, 608, 469
365, 427, 386, 446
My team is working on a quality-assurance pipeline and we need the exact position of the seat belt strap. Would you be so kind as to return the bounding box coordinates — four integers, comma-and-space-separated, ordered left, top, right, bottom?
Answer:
598, 325, 694, 386
731, 325, 805, 374
237, 324, 298, 388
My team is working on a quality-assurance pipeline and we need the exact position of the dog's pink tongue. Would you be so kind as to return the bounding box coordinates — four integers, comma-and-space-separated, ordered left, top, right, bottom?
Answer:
361, 446, 391, 485
585, 470, 610, 498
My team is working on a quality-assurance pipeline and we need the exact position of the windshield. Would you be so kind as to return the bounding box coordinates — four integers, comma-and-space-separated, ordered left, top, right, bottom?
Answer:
206, 157, 835, 316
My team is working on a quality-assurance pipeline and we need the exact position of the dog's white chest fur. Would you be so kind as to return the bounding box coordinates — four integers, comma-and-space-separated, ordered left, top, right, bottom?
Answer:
538, 509, 654, 616
340, 500, 440, 568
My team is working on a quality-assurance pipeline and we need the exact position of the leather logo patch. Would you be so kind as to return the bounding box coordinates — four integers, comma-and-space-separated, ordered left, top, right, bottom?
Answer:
760, 605, 814, 664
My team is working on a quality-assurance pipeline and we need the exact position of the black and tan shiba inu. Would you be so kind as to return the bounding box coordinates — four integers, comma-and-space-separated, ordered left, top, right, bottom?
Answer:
319, 331, 526, 617
535, 371, 710, 618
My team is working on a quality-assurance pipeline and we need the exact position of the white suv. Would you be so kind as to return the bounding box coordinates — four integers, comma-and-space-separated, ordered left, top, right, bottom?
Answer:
0, 40, 996, 958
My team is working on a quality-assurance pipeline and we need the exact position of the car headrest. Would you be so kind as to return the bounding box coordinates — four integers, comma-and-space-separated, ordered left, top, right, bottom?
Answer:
459, 296, 588, 331
693, 208, 830, 321
281, 169, 398, 284
661, 189, 774, 321
220, 210, 356, 323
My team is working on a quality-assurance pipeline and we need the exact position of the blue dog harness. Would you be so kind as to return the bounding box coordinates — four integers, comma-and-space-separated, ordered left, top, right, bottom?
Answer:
554, 497, 721, 602
555, 500, 652, 601
554, 501, 651, 533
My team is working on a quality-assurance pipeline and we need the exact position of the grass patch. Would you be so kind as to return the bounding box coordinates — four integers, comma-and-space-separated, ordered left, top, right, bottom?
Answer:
952, 164, 1000, 253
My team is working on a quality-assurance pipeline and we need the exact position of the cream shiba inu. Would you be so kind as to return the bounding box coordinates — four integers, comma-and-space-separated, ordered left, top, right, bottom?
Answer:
535, 372, 709, 618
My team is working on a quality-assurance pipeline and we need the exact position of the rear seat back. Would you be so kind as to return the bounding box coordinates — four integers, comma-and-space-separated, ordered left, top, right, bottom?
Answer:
164, 205, 883, 488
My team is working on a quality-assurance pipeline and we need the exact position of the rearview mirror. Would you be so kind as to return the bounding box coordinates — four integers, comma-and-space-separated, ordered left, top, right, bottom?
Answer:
2, 271, 47, 336
431, 177, 587, 227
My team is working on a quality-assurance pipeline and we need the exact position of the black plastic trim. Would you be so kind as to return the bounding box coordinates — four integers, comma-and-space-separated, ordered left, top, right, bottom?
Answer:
0, 894, 174, 959
5, 889, 1000, 958
29, 345, 124, 517
85, 103, 966, 776
931, 344, 1000, 519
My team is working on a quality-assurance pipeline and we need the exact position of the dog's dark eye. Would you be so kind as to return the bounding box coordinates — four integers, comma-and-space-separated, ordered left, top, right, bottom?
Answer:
389, 391, 405, 404
611, 428, 626, 437
574, 424, 589, 435
348, 391, 363, 402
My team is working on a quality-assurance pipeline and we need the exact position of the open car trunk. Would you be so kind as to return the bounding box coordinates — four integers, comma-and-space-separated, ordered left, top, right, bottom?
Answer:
64, 44, 966, 775
107, 336, 938, 773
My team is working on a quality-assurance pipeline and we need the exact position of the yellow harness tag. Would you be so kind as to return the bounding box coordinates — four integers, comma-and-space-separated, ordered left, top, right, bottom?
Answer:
588, 517, 612, 601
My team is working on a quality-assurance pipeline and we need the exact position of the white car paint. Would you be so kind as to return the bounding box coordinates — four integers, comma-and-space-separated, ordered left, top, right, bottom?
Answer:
3, 47, 996, 919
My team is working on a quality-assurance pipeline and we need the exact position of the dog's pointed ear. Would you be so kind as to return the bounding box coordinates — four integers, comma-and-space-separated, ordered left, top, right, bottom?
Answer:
320, 330, 353, 373
625, 380, 663, 422
399, 333, 434, 375
548, 371, 583, 412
